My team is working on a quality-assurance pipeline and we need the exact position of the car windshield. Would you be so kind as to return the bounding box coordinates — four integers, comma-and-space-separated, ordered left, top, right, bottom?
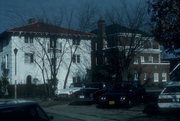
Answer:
163, 86, 180, 93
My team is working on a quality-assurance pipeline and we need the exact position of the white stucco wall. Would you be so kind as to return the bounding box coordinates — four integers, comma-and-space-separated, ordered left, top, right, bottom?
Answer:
0, 35, 91, 91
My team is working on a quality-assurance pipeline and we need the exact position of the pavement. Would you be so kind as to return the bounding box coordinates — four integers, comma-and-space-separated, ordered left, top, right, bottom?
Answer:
45, 104, 146, 121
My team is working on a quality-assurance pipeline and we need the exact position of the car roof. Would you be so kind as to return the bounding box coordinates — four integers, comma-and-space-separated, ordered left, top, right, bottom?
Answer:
0, 100, 38, 110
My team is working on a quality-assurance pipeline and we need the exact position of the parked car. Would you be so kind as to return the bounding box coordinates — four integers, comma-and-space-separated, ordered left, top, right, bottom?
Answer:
70, 82, 110, 104
57, 83, 84, 99
158, 82, 180, 112
0, 100, 53, 121
98, 81, 146, 108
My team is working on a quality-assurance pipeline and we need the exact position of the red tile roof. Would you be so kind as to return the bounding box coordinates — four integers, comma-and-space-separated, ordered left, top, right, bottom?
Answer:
8, 22, 95, 36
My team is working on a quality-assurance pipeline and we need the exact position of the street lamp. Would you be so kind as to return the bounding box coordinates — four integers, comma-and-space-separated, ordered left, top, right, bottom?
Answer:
14, 48, 18, 99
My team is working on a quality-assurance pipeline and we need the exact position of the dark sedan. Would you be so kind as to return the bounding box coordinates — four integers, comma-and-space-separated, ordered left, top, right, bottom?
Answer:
98, 81, 146, 108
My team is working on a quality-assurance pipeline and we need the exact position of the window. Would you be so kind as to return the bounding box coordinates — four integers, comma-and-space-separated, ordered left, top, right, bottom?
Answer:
148, 56, 153, 63
77, 55, 80, 63
24, 36, 33, 43
144, 73, 147, 80
50, 39, 55, 48
72, 54, 80, 63
56, 41, 62, 52
73, 76, 81, 83
73, 39, 80, 45
48, 40, 62, 53
72, 55, 76, 63
134, 57, 138, 64
154, 73, 159, 82
5, 54, 8, 69
141, 56, 144, 63
25, 53, 34, 63
162, 73, 167, 82
95, 43, 98, 50
134, 73, 138, 80
95, 57, 98, 65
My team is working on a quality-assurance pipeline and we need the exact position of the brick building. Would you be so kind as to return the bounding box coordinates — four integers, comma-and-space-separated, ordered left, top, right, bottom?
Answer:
91, 20, 170, 85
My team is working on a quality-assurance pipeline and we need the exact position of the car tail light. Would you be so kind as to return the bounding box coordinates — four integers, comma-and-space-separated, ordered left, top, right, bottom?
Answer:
158, 98, 172, 103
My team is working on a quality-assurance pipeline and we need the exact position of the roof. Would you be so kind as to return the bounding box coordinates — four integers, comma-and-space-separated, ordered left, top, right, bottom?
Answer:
7, 22, 95, 36
92, 24, 150, 37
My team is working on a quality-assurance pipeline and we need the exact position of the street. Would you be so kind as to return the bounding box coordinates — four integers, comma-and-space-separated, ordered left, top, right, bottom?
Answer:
47, 112, 83, 121
45, 104, 180, 121
46, 104, 146, 121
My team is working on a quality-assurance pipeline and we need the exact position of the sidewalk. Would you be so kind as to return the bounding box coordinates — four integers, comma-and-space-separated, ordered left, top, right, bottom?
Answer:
45, 104, 145, 121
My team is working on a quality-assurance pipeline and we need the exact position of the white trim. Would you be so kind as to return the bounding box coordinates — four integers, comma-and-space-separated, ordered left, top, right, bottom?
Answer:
141, 63, 170, 65
142, 49, 161, 54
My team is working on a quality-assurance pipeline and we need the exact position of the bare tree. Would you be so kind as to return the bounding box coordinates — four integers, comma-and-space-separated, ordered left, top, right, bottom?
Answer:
5, 4, 96, 96
77, 1, 100, 32
104, 0, 150, 81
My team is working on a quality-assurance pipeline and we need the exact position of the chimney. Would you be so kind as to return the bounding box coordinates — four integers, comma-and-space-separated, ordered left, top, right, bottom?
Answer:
98, 19, 107, 49
28, 18, 37, 24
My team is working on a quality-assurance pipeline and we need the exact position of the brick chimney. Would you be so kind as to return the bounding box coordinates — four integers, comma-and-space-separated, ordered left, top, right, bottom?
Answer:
28, 18, 37, 24
98, 19, 107, 49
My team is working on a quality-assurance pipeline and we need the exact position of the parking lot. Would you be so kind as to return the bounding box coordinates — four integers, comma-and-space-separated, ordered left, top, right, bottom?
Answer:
45, 103, 180, 121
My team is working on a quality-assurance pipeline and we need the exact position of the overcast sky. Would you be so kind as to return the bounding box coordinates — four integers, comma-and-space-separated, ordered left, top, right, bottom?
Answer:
0, 0, 145, 32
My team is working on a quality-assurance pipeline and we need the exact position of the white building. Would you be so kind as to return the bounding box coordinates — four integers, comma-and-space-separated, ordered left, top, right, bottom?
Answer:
0, 21, 96, 92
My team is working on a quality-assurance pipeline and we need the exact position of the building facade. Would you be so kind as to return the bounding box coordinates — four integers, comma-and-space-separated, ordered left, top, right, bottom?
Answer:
0, 21, 95, 92
92, 20, 170, 85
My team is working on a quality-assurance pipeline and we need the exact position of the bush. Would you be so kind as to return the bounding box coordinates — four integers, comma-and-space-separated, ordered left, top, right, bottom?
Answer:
0, 77, 9, 97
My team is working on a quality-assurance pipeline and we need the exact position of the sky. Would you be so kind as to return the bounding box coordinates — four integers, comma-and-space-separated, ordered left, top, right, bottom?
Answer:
0, 0, 143, 32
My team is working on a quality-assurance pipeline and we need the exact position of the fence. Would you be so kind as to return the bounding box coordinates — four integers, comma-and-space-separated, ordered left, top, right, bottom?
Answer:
7, 84, 48, 98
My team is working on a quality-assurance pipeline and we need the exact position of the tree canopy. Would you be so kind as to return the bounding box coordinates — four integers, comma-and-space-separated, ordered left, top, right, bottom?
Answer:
149, 0, 180, 52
